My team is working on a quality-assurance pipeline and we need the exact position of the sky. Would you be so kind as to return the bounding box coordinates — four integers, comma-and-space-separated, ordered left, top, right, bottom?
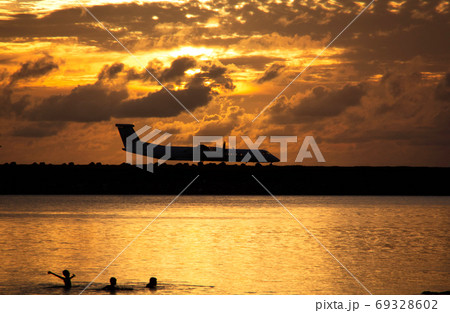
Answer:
0, 0, 449, 166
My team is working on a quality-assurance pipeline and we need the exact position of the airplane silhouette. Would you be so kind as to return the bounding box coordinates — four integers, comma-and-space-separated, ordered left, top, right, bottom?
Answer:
116, 124, 279, 163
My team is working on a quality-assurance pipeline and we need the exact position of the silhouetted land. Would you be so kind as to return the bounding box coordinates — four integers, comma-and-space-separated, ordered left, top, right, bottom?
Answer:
1, 163, 449, 195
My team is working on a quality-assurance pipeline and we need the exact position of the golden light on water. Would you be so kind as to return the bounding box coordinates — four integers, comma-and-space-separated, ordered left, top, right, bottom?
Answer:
1, 195, 449, 295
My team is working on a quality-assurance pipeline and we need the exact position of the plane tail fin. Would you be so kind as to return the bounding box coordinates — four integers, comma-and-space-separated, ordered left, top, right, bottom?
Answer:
115, 124, 137, 150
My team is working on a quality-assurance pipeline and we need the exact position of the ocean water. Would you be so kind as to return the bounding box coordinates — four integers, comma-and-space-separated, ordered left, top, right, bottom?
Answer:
0, 195, 448, 295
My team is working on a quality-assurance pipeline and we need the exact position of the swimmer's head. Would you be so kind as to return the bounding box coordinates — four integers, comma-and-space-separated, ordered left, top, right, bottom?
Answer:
110, 277, 117, 286
149, 277, 157, 287
62, 270, 70, 277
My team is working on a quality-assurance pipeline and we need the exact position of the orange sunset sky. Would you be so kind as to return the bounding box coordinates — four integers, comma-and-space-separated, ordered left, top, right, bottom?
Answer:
0, 0, 449, 166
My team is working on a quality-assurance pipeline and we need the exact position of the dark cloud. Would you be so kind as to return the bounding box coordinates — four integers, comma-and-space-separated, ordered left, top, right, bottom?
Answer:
10, 122, 67, 137
9, 55, 58, 85
192, 64, 235, 91
316, 72, 450, 148
160, 57, 196, 82
112, 60, 234, 118
0, 55, 57, 119
257, 63, 285, 84
0, 87, 31, 116
0, 57, 14, 65
0, 3, 214, 51
0, 69, 8, 82
125, 57, 196, 83
269, 84, 366, 123
97, 62, 124, 81
435, 73, 450, 102
17, 58, 233, 122
24, 84, 128, 122
0, 55, 59, 116
0, 87, 13, 115
114, 84, 212, 118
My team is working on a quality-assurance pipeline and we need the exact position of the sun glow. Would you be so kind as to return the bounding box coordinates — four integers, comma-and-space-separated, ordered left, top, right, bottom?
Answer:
0, 0, 190, 19
170, 46, 215, 58
185, 68, 201, 76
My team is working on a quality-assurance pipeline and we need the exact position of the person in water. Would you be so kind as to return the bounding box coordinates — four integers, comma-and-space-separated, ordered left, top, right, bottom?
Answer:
48, 269, 75, 288
103, 277, 119, 290
146, 277, 157, 289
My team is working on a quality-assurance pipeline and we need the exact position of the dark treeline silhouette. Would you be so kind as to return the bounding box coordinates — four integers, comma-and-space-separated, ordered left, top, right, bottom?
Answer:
1, 162, 449, 195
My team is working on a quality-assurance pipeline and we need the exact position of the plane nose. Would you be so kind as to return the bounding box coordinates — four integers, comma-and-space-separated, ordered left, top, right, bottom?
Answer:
270, 155, 280, 162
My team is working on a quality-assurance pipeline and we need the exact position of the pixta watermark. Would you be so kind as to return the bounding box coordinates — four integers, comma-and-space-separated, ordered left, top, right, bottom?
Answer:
192, 135, 325, 163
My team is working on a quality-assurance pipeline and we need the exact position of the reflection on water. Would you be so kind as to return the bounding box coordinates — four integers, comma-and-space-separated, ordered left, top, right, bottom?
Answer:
0, 195, 448, 295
